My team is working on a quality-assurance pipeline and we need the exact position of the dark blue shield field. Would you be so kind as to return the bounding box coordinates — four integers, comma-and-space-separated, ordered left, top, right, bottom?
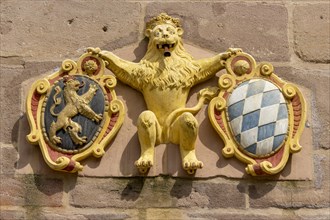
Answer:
43, 75, 105, 152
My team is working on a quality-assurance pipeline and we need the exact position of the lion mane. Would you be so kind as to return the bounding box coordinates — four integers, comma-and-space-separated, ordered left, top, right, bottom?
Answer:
129, 39, 201, 90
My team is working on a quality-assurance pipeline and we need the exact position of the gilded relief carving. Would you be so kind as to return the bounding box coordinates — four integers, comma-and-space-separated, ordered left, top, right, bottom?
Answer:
88, 13, 241, 174
49, 75, 103, 146
26, 13, 307, 176
26, 53, 125, 172
208, 52, 307, 176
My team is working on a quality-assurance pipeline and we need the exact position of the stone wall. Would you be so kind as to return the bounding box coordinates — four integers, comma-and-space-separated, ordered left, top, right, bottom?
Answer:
1, 0, 329, 219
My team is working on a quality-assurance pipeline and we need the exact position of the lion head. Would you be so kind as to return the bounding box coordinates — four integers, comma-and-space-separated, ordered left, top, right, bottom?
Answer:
132, 13, 200, 90
144, 13, 184, 58
63, 76, 83, 91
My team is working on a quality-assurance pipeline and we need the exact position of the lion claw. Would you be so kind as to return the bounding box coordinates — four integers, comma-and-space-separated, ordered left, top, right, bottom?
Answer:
227, 48, 243, 56
183, 160, 203, 175
92, 114, 103, 123
87, 47, 101, 55
51, 136, 62, 145
135, 157, 153, 173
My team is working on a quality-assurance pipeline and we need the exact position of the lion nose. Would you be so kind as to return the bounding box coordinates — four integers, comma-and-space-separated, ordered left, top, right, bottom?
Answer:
163, 33, 169, 38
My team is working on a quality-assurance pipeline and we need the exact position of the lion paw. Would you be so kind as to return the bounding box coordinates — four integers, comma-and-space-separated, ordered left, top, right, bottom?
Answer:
92, 114, 103, 123
73, 136, 87, 145
87, 47, 101, 55
135, 156, 153, 173
90, 84, 98, 91
183, 159, 204, 175
51, 136, 62, 145
227, 48, 243, 56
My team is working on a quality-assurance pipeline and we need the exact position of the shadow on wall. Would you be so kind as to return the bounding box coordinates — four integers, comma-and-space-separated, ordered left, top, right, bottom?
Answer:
119, 177, 193, 202
133, 38, 149, 62
243, 180, 278, 200
15, 115, 78, 194
121, 178, 145, 201
170, 178, 193, 198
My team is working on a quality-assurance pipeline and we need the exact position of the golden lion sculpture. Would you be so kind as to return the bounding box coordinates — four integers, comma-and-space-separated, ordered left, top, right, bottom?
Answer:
88, 13, 241, 174
49, 75, 103, 146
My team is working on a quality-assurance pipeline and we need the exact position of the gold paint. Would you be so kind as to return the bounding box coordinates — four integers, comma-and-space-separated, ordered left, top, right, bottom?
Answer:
283, 83, 297, 99
88, 13, 241, 174
26, 53, 125, 173
208, 52, 307, 176
49, 76, 103, 146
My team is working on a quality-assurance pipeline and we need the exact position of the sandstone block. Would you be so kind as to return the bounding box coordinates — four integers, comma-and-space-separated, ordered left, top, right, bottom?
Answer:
0, 1, 141, 61
192, 181, 246, 208
69, 177, 136, 208
70, 177, 246, 209
38, 208, 139, 220
0, 62, 59, 144
313, 153, 329, 189
146, 208, 186, 219
0, 144, 18, 174
0, 174, 63, 206
248, 181, 329, 209
70, 177, 184, 208
146, 2, 289, 61
295, 208, 330, 220
0, 209, 26, 220
0, 65, 24, 144
293, 4, 330, 63
188, 211, 298, 220
275, 66, 329, 150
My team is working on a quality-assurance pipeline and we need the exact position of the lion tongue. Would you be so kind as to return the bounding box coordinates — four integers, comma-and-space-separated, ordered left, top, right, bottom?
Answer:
163, 45, 171, 57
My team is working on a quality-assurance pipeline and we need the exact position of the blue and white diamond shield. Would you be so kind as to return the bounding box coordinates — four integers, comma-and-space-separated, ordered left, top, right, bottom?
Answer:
227, 79, 288, 157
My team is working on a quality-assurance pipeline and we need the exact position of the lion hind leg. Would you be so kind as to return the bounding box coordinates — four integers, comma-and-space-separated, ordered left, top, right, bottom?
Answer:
135, 111, 161, 173
67, 120, 87, 145
170, 112, 203, 175
49, 121, 63, 145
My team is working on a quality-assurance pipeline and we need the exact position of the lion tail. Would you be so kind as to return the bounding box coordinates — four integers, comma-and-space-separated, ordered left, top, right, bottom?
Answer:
163, 86, 219, 137
50, 86, 62, 117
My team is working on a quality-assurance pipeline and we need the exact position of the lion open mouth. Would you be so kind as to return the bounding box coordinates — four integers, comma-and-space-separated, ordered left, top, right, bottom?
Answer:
157, 44, 175, 57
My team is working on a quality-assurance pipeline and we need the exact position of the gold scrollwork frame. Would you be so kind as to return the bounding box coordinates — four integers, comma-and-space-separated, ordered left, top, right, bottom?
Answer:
26, 52, 125, 173
208, 52, 307, 176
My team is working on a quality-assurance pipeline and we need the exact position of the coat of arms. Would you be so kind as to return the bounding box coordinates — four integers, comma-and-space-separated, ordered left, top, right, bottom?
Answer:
26, 13, 307, 176
26, 53, 124, 172
208, 52, 307, 176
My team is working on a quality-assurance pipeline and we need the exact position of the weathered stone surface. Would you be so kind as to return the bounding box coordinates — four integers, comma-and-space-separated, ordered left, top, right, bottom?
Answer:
295, 208, 330, 220
146, 208, 186, 219
146, 2, 289, 61
0, 1, 141, 61
192, 181, 245, 208
0, 62, 59, 144
1, 1, 329, 218
313, 152, 329, 189
70, 177, 177, 208
275, 66, 330, 150
0, 65, 24, 144
70, 177, 245, 209
69, 177, 141, 208
248, 181, 329, 209
0, 174, 63, 206
37, 208, 140, 220
0, 143, 18, 174
188, 209, 298, 220
293, 4, 330, 63
0, 209, 26, 220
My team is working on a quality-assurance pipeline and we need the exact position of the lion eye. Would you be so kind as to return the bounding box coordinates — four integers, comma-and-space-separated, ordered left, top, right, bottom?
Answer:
154, 31, 160, 37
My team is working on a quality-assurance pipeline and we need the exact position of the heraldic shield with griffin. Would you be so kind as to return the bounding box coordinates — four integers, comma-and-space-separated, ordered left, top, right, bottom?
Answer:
26, 53, 124, 172
26, 13, 306, 176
